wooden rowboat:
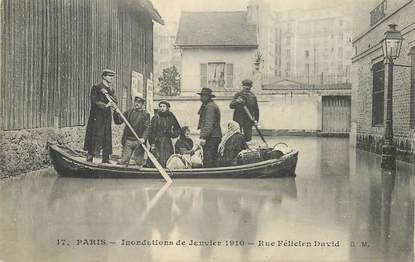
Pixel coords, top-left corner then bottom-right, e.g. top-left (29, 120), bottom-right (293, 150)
top-left (49, 144), bottom-right (298, 179)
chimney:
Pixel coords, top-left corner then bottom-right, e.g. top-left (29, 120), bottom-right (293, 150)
top-left (247, 0), bottom-right (259, 25)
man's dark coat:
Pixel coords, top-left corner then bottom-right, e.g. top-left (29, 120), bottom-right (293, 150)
top-left (229, 89), bottom-right (259, 127)
top-left (84, 82), bottom-right (117, 156)
top-left (197, 100), bottom-right (222, 140)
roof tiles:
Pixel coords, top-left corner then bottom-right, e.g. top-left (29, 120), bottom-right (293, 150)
top-left (175, 11), bottom-right (258, 47)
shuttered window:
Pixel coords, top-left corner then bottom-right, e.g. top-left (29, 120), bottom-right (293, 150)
top-left (226, 63), bottom-right (233, 89)
top-left (372, 61), bottom-right (385, 126)
top-left (201, 62), bottom-right (234, 90)
top-left (200, 63), bottom-right (207, 88)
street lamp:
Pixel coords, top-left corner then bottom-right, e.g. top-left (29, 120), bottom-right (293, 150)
top-left (380, 24), bottom-right (403, 170)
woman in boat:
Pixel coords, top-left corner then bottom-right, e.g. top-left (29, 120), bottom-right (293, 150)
top-left (217, 120), bottom-right (248, 167)
top-left (149, 101), bottom-right (181, 167)
top-left (175, 126), bottom-right (196, 155)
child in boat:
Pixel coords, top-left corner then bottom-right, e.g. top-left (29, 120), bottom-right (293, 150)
top-left (175, 126), bottom-right (197, 155)
top-left (216, 120), bottom-right (248, 167)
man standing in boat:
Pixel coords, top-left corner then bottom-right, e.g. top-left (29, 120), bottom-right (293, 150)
top-left (113, 96), bottom-right (150, 167)
top-left (84, 69), bottom-right (117, 163)
top-left (229, 79), bottom-right (259, 142)
top-left (197, 87), bottom-right (222, 167)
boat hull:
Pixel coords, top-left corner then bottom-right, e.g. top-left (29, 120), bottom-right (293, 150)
top-left (49, 144), bottom-right (298, 179)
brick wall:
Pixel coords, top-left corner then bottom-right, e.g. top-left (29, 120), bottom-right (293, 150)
top-left (352, 0), bottom-right (415, 164)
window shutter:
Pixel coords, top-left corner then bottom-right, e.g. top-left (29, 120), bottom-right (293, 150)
top-left (200, 63), bottom-right (207, 88)
top-left (226, 63), bottom-right (233, 89)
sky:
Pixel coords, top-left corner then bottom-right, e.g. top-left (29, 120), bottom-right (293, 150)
top-left (151, 0), bottom-right (358, 21)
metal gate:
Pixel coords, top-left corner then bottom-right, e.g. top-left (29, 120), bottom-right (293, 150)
top-left (322, 96), bottom-right (351, 133)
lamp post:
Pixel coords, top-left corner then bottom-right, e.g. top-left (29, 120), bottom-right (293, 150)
top-left (380, 24), bottom-right (403, 170)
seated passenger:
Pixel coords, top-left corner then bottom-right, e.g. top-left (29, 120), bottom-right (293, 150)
top-left (217, 120), bottom-right (248, 167)
top-left (175, 126), bottom-right (196, 155)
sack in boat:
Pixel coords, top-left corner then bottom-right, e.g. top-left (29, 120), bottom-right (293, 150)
top-left (264, 143), bottom-right (293, 159)
top-left (237, 149), bottom-right (263, 165)
top-left (190, 148), bottom-right (203, 168)
top-left (166, 154), bottom-right (192, 169)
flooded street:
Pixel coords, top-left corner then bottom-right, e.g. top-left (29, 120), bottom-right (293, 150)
top-left (1, 137), bottom-right (414, 262)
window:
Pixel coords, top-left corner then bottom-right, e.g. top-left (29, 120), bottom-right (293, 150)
top-left (200, 63), bottom-right (234, 90)
top-left (305, 50), bottom-right (309, 58)
top-left (208, 63), bottom-right (225, 89)
top-left (372, 61), bottom-right (385, 126)
top-left (286, 49), bottom-right (291, 58)
top-left (411, 47), bottom-right (415, 127)
top-left (305, 63), bottom-right (310, 74)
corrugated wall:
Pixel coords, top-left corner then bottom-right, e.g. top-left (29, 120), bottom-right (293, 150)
top-left (1, 0), bottom-right (154, 130)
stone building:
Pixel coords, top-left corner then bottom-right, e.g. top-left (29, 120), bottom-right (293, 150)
top-left (246, 0), bottom-right (276, 81)
top-left (167, 4), bottom-right (352, 136)
top-left (273, 5), bottom-right (353, 85)
top-left (351, 0), bottom-right (415, 164)
top-left (175, 11), bottom-right (258, 96)
top-left (153, 19), bottom-right (181, 93)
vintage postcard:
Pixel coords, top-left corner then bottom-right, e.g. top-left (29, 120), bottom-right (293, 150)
top-left (0, 0), bottom-right (414, 261)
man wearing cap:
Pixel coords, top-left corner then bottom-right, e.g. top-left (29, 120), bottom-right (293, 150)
top-left (113, 96), bottom-right (150, 167)
top-left (229, 79), bottom-right (259, 141)
top-left (84, 69), bottom-right (117, 163)
top-left (197, 87), bottom-right (222, 167)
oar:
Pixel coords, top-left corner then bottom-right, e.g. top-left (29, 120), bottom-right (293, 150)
top-left (243, 105), bottom-right (268, 147)
top-left (102, 91), bottom-right (172, 183)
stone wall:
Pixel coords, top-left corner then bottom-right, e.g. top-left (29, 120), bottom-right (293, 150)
top-left (154, 92), bottom-right (324, 133)
top-left (0, 125), bottom-right (123, 178)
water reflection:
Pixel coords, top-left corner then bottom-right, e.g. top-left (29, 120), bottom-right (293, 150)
top-left (0, 137), bottom-right (414, 262)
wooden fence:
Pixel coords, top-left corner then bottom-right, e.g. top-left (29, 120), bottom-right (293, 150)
top-left (1, 0), bottom-right (154, 131)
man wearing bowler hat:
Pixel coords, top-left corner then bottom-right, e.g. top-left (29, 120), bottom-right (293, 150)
top-left (197, 87), bottom-right (222, 167)
top-left (229, 79), bottom-right (259, 141)
top-left (84, 69), bottom-right (117, 163)
top-left (113, 96), bottom-right (150, 167)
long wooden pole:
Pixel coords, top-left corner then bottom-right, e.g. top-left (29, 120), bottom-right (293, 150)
top-left (103, 92), bottom-right (172, 183)
top-left (243, 105), bottom-right (268, 146)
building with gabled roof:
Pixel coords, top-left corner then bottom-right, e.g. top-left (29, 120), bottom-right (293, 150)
top-left (175, 10), bottom-right (258, 96)
top-left (176, 11), bottom-right (258, 47)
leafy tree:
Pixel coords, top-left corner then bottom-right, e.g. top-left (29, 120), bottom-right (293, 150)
top-left (158, 66), bottom-right (181, 96)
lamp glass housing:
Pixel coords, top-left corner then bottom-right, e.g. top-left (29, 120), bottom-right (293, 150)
top-left (381, 24), bottom-right (403, 59)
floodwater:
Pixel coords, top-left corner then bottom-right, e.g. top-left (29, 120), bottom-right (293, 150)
top-left (0, 137), bottom-right (414, 262)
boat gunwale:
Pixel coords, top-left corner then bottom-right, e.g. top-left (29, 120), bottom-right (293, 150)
top-left (50, 144), bottom-right (298, 175)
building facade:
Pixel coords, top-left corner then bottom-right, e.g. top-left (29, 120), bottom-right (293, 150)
top-left (351, 0), bottom-right (415, 164)
top-left (247, 0), bottom-right (276, 81)
top-left (273, 6), bottom-right (353, 85)
top-left (153, 19), bottom-right (181, 93)
top-left (175, 11), bottom-right (258, 96)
